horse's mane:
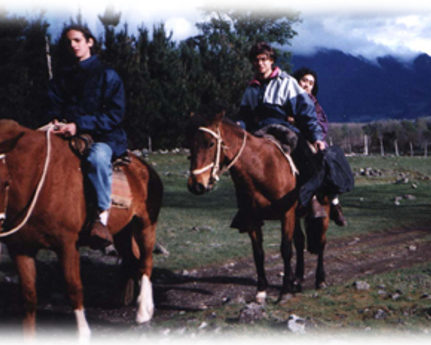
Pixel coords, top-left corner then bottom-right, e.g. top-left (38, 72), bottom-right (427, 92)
top-left (222, 117), bottom-right (240, 128)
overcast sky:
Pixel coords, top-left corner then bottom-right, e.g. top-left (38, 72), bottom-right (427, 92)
top-left (4, 0), bottom-right (431, 61)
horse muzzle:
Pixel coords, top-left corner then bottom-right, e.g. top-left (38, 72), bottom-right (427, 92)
top-left (187, 175), bottom-right (214, 195)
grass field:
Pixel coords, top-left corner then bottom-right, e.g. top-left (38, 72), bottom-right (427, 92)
top-left (140, 152), bottom-right (431, 336)
top-left (148, 152), bottom-right (431, 271)
top-left (2, 152), bottom-right (431, 340)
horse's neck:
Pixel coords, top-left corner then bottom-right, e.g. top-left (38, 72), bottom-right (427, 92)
top-left (230, 130), bottom-right (277, 169)
top-left (230, 131), bottom-right (293, 183)
top-left (9, 130), bottom-right (78, 179)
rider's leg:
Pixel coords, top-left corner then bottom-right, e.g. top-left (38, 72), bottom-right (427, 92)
top-left (85, 142), bottom-right (114, 248)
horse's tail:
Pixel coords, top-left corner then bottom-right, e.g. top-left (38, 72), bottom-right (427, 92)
top-left (135, 154), bottom-right (163, 224)
top-left (124, 153), bottom-right (163, 261)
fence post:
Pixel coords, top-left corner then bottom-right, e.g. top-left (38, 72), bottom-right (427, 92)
top-left (363, 134), bottom-right (368, 156)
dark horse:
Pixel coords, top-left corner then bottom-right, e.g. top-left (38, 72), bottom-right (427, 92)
top-left (187, 111), bottom-right (329, 303)
top-left (0, 120), bottom-right (163, 339)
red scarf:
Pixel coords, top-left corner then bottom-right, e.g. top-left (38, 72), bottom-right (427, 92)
top-left (249, 67), bottom-right (280, 86)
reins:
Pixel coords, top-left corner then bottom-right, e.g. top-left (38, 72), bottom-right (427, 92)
top-left (192, 126), bottom-right (247, 181)
top-left (191, 124), bottom-right (299, 181)
top-left (0, 154), bottom-right (9, 225)
top-left (0, 126), bottom-right (53, 238)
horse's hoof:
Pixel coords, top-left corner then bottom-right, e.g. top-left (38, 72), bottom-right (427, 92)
top-left (136, 275), bottom-right (154, 324)
top-left (256, 291), bottom-right (267, 304)
top-left (316, 281), bottom-right (328, 290)
top-left (278, 293), bottom-right (294, 303)
top-left (293, 280), bottom-right (303, 293)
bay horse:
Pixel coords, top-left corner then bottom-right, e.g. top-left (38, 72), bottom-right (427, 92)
top-left (0, 119), bottom-right (163, 339)
top-left (187, 111), bottom-right (329, 303)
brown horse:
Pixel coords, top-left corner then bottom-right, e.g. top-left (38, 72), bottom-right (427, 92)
top-left (0, 119), bottom-right (163, 339)
top-left (187, 111), bottom-right (329, 302)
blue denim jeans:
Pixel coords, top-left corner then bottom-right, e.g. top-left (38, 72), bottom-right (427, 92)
top-left (85, 143), bottom-right (113, 211)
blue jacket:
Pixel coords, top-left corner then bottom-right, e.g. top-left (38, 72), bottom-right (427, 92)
top-left (238, 67), bottom-right (323, 143)
top-left (47, 55), bottom-right (128, 157)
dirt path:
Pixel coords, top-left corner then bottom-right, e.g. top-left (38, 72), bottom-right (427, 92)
top-left (150, 226), bottom-right (431, 319)
top-left (0, 226), bottom-right (430, 332)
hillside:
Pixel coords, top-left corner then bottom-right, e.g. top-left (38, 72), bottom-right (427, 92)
top-left (290, 49), bottom-right (431, 123)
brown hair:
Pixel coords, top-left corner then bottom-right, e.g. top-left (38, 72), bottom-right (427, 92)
top-left (58, 25), bottom-right (99, 63)
top-left (248, 41), bottom-right (277, 62)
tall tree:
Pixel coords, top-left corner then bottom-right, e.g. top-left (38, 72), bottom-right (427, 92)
top-left (0, 10), bottom-right (50, 127)
top-left (191, 7), bottom-right (300, 116)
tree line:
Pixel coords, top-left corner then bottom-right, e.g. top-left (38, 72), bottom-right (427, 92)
top-left (329, 117), bottom-right (431, 157)
top-left (2, 7), bottom-right (431, 156)
top-left (0, 7), bottom-right (299, 149)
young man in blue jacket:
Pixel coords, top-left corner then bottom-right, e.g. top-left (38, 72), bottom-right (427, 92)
top-left (47, 25), bottom-right (127, 249)
top-left (237, 41), bottom-right (326, 216)
top-left (238, 41), bottom-right (325, 152)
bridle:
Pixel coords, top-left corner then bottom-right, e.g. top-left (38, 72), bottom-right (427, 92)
top-left (191, 126), bottom-right (247, 182)
top-left (0, 126), bottom-right (53, 238)
top-left (0, 154), bottom-right (10, 228)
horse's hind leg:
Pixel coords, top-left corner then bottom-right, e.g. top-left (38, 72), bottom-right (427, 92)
top-left (293, 218), bottom-right (305, 292)
top-left (13, 253), bottom-right (37, 338)
top-left (248, 228), bottom-right (268, 304)
top-left (305, 216), bottom-right (328, 289)
top-left (132, 218), bottom-right (156, 323)
top-left (113, 224), bottom-right (138, 307)
top-left (59, 242), bottom-right (91, 340)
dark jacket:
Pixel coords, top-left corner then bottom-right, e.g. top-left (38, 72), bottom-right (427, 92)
top-left (298, 145), bottom-right (354, 207)
top-left (47, 55), bottom-right (127, 157)
top-left (238, 67), bottom-right (323, 143)
top-left (309, 94), bottom-right (328, 144)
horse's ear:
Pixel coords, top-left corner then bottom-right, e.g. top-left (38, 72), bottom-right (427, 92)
top-left (0, 120), bottom-right (28, 153)
top-left (214, 109), bottom-right (226, 122)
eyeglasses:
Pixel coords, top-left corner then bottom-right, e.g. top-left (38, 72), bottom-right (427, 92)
top-left (253, 56), bottom-right (270, 63)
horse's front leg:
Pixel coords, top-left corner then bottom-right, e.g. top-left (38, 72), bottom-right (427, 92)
top-left (280, 209), bottom-right (296, 299)
top-left (59, 241), bottom-right (91, 341)
top-left (12, 252), bottom-right (37, 338)
top-left (248, 228), bottom-right (268, 304)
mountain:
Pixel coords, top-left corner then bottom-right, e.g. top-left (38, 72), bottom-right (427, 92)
top-left (290, 49), bottom-right (431, 123)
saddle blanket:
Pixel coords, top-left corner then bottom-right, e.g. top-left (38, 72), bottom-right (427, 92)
top-left (111, 168), bottom-right (132, 208)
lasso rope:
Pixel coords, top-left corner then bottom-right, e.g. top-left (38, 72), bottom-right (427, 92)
top-left (265, 138), bottom-right (299, 176)
top-left (0, 125), bottom-right (53, 238)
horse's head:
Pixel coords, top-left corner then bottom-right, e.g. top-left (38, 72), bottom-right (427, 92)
top-left (186, 110), bottom-right (226, 195)
top-left (0, 119), bottom-right (27, 228)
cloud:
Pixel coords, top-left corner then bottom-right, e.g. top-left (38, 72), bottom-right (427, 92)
top-left (5, 0), bottom-right (431, 60)
top-left (165, 17), bottom-right (199, 40)
top-left (290, 12), bottom-right (431, 60)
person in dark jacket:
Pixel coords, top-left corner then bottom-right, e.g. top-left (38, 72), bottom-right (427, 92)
top-left (237, 42), bottom-right (325, 152)
top-left (47, 25), bottom-right (128, 248)
top-left (237, 42), bottom-right (327, 218)
top-left (293, 67), bottom-right (347, 226)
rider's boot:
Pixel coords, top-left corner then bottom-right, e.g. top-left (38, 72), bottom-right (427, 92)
top-left (330, 202), bottom-right (347, 226)
top-left (89, 209), bottom-right (113, 249)
top-left (311, 196), bottom-right (327, 219)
